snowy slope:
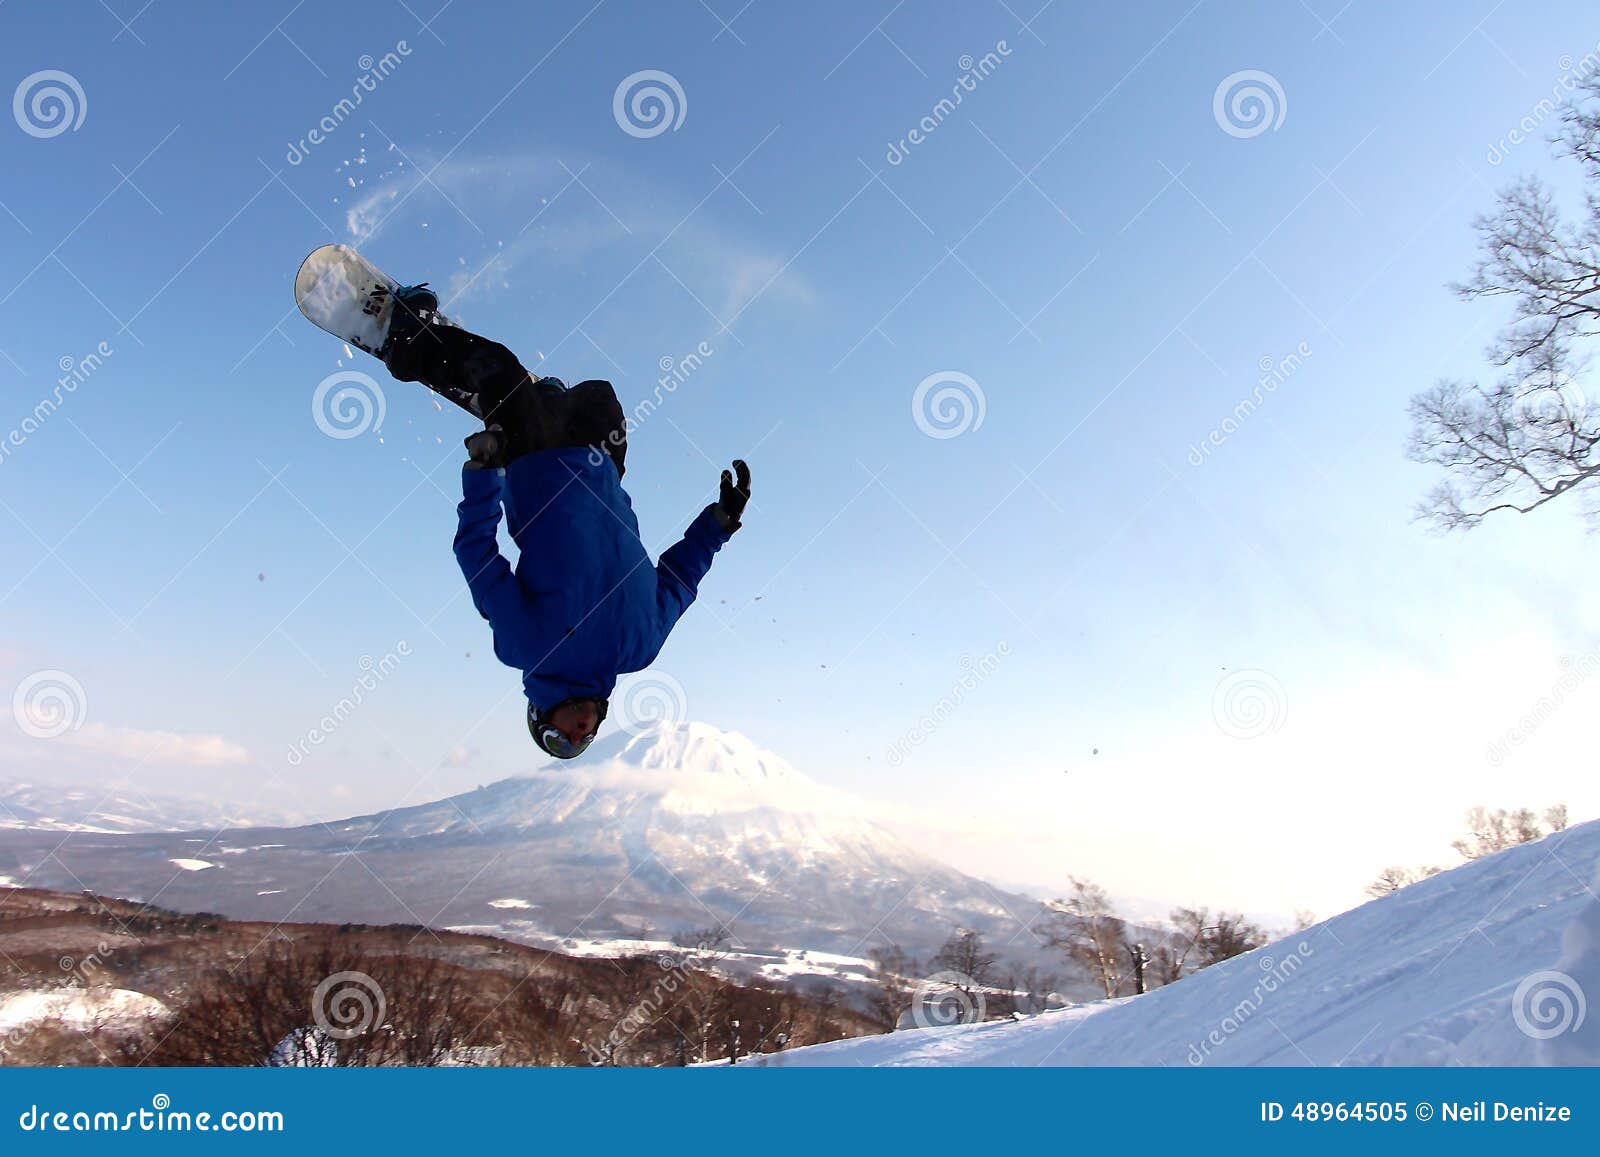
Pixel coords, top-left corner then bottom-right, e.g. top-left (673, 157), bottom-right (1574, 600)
top-left (0, 988), bottom-right (170, 1034)
top-left (763, 819), bottom-right (1600, 1066)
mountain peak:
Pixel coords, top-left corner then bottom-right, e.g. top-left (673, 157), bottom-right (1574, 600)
top-left (592, 721), bottom-right (797, 785)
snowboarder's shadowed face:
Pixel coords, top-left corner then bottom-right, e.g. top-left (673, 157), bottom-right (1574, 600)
top-left (548, 699), bottom-right (603, 746)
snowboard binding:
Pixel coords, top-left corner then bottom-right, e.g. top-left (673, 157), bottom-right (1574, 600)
top-left (378, 282), bottom-right (440, 359)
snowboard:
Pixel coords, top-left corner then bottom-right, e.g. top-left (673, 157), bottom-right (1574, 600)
top-left (294, 243), bottom-right (426, 356)
top-left (295, 244), bottom-right (478, 415)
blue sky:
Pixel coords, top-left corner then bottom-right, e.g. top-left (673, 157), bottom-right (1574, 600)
top-left (3, 1), bottom-right (1600, 917)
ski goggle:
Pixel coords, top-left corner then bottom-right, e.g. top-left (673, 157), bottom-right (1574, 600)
top-left (527, 698), bottom-right (607, 760)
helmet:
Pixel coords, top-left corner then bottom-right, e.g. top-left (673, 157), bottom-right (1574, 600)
top-left (527, 696), bottom-right (608, 760)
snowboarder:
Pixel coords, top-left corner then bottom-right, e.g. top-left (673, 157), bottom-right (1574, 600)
top-left (380, 285), bottom-right (750, 760)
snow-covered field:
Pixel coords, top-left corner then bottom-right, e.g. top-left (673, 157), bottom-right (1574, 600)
top-left (763, 819), bottom-right (1600, 1066)
top-left (0, 988), bottom-right (170, 1035)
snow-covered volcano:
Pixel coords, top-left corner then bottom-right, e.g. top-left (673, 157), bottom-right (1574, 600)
top-left (0, 723), bottom-right (1053, 972)
top-left (336, 722), bottom-right (873, 838)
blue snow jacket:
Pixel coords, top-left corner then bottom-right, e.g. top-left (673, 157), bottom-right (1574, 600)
top-left (452, 447), bottom-right (731, 710)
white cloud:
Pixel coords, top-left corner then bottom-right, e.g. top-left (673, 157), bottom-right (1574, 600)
top-left (341, 146), bottom-right (815, 321)
top-left (61, 723), bottom-right (250, 768)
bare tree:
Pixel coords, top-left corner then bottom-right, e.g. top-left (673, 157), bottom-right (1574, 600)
top-left (929, 930), bottom-right (999, 994)
top-left (1366, 866), bottom-right (1420, 898)
top-left (864, 945), bottom-right (918, 1028)
top-left (142, 941), bottom-right (482, 1066)
top-left (671, 926), bottom-right (731, 952)
top-left (1156, 905), bottom-right (1268, 974)
top-left (1201, 912), bottom-right (1269, 964)
top-left (1038, 877), bottom-right (1127, 998)
top-left (1008, 965), bottom-right (1059, 1015)
top-left (1452, 804), bottom-right (1562, 860)
top-left (1409, 79), bottom-right (1600, 528)
top-left (1364, 803), bottom-right (1567, 896)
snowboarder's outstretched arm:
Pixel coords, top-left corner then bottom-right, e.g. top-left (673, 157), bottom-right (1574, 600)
top-left (454, 464), bottom-right (531, 631)
top-left (655, 460), bottom-right (751, 627)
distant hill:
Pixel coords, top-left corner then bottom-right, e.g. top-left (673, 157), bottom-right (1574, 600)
top-left (0, 780), bottom-right (306, 834)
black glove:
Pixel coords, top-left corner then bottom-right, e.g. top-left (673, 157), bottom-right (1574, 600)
top-left (464, 426), bottom-right (508, 470)
top-left (714, 459), bottom-right (751, 532)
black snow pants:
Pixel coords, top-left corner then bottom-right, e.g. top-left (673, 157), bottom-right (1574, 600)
top-left (386, 324), bottom-right (627, 477)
